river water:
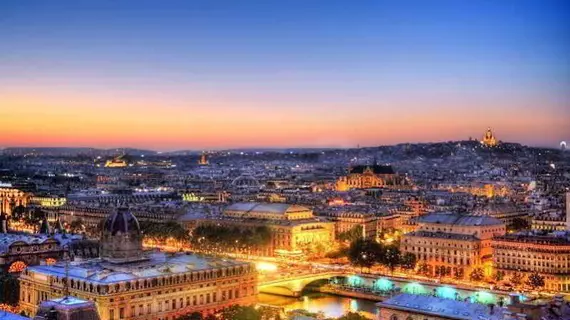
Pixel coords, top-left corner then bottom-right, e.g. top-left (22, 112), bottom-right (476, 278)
top-left (258, 293), bottom-right (378, 319)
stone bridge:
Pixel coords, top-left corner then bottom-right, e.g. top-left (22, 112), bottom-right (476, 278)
top-left (258, 271), bottom-right (348, 297)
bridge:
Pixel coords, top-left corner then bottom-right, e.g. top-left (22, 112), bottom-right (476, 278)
top-left (258, 271), bottom-right (348, 297)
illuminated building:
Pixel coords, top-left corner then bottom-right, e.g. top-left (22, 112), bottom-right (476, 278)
top-left (492, 234), bottom-right (570, 292)
top-left (335, 164), bottom-right (407, 191)
top-left (198, 152), bottom-right (209, 165)
top-left (481, 127), bottom-right (498, 147)
top-left (181, 191), bottom-right (228, 203)
top-left (104, 155), bottom-right (128, 168)
top-left (0, 233), bottom-right (69, 273)
top-left (33, 296), bottom-right (101, 320)
top-left (324, 211), bottom-right (378, 241)
top-left (30, 196), bottom-right (67, 208)
top-left (19, 207), bottom-right (257, 320)
top-left (377, 293), bottom-right (570, 320)
top-left (194, 202), bottom-right (334, 257)
top-left (401, 213), bottom-right (505, 277)
top-left (0, 187), bottom-right (30, 215)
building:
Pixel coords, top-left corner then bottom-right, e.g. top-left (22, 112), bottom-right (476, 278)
top-left (0, 232), bottom-right (72, 273)
top-left (19, 207), bottom-right (258, 320)
top-left (492, 234), bottom-right (570, 292)
top-left (566, 192), bottom-right (570, 231)
top-left (30, 196), bottom-right (67, 208)
top-left (193, 202), bottom-right (335, 257)
top-left (198, 152), bottom-right (209, 165)
top-left (401, 213), bottom-right (505, 277)
top-left (0, 187), bottom-right (30, 215)
top-left (377, 293), bottom-right (498, 320)
top-left (335, 164), bottom-right (407, 191)
top-left (377, 293), bottom-right (570, 320)
top-left (104, 155), bottom-right (128, 168)
top-left (33, 296), bottom-right (101, 320)
top-left (323, 211), bottom-right (378, 241)
top-left (481, 127), bottom-right (498, 147)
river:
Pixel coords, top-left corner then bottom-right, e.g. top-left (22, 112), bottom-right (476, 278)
top-left (258, 293), bottom-right (378, 319)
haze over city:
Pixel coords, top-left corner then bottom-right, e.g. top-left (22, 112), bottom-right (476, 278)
top-left (1, 0), bottom-right (568, 150)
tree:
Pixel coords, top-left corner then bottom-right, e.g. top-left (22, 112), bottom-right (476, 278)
top-left (176, 312), bottom-right (203, 320)
top-left (417, 262), bottom-right (430, 276)
top-left (526, 273), bottom-right (545, 290)
top-left (454, 268), bottom-right (465, 280)
top-left (336, 312), bottom-right (369, 320)
top-left (338, 225), bottom-right (363, 243)
top-left (348, 239), bottom-right (383, 271)
top-left (381, 245), bottom-right (401, 273)
top-left (218, 305), bottom-right (260, 320)
top-left (510, 272), bottom-right (523, 287)
top-left (493, 270), bottom-right (505, 282)
top-left (399, 253), bottom-right (417, 271)
top-left (0, 272), bottom-right (20, 306)
top-left (469, 268), bottom-right (485, 282)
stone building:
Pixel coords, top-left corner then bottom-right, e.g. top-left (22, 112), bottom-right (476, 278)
top-left (19, 206), bottom-right (257, 320)
top-left (401, 213), bottom-right (506, 278)
top-left (492, 234), bottom-right (570, 292)
top-left (335, 165), bottom-right (407, 191)
top-left (192, 202), bottom-right (335, 257)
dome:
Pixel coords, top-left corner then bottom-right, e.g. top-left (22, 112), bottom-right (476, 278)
top-left (102, 207), bottom-right (141, 236)
top-left (231, 174), bottom-right (261, 189)
top-left (100, 207), bottom-right (145, 263)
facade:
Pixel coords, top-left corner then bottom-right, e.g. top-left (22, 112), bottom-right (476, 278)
top-left (0, 187), bottom-right (30, 215)
top-left (324, 211), bottom-right (378, 241)
top-left (19, 207), bottom-right (258, 320)
top-left (531, 217), bottom-right (566, 232)
top-left (401, 213), bottom-right (505, 277)
top-left (30, 196), bottom-right (67, 208)
top-left (492, 234), bottom-right (570, 292)
top-left (194, 202), bottom-right (335, 256)
top-left (336, 165), bottom-right (407, 191)
top-left (0, 233), bottom-right (69, 273)
top-left (104, 155), bottom-right (128, 168)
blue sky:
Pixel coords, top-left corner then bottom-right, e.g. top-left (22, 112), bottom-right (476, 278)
top-left (0, 0), bottom-right (568, 149)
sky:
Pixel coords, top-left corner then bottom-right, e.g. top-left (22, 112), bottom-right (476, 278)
top-left (0, 0), bottom-right (569, 150)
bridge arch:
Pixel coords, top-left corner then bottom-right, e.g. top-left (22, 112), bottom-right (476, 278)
top-left (259, 272), bottom-right (347, 297)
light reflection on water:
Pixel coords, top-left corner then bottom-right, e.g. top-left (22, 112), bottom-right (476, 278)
top-left (258, 293), bottom-right (377, 319)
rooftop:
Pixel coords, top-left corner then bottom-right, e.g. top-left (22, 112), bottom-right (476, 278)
top-left (26, 251), bottom-right (250, 285)
top-left (377, 293), bottom-right (495, 320)
top-left (406, 230), bottom-right (479, 241)
top-left (417, 212), bottom-right (504, 226)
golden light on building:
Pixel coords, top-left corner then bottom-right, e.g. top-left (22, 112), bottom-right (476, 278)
top-left (481, 127), bottom-right (498, 147)
top-left (8, 260), bottom-right (27, 273)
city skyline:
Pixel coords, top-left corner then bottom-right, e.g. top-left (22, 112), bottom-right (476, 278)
top-left (1, 0), bottom-right (569, 150)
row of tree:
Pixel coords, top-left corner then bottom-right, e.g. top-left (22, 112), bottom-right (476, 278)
top-left (345, 239), bottom-right (417, 272)
top-left (190, 225), bottom-right (272, 252)
top-left (139, 221), bottom-right (190, 242)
